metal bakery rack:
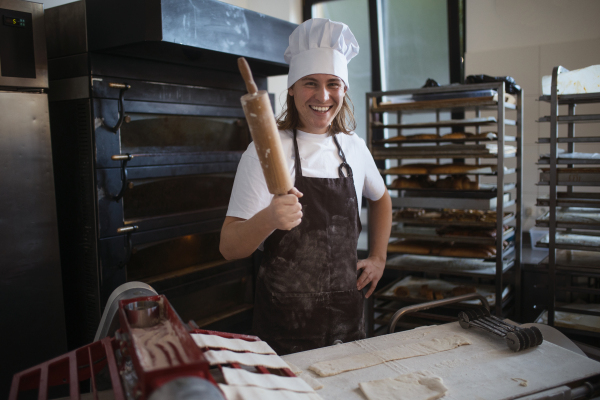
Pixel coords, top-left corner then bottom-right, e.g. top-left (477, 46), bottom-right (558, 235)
top-left (535, 65), bottom-right (600, 340)
top-left (366, 82), bottom-right (523, 335)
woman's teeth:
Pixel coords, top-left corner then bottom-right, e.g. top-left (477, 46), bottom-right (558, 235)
top-left (310, 106), bottom-right (331, 112)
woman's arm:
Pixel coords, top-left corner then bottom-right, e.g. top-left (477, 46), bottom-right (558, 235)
top-left (220, 189), bottom-right (303, 260)
top-left (357, 189), bottom-right (392, 298)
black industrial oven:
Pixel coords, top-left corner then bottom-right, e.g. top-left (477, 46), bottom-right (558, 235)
top-left (45, 0), bottom-right (295, 349)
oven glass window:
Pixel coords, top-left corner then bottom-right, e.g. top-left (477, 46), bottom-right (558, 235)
top-left (127, 231), bottom-right (223, 281)
top-left (123, 173), bottom-right (235, 221)
top-left (120, 115), bottom-right (249, 154)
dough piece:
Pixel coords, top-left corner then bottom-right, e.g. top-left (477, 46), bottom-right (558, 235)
top-left (434, 291), bottom-right (444, 300)
top-left (384, 164), bottom-right (436, 175)
top-left (511, 378), bottom-right (528, 387)
top-left (299, 374), bottom-right (324, 391)
top-left (388, 240), bottom-right (432, 255)
top-left (435, 176), bottom-right (478, 190)
top-left (191, 334), bottom-right (275, 354)
top-left (203, 350), bottom-right (289, 369)
top-left (442, 132), bottom-right (467, 139)
top-left (394, 286), bottom-right (410, 297)
top-left (391, 176), bottom-right (432, 189)
top-left (436, 227), bottom-right (498, 238)
top-left (451, 286), bottom-right (477, 296)
top-left (218, 384), bottom-right (323, 400)
top-left (285, 361), bottom-right (304, 376)
top-left (222, 367), bottom-right (314, 393)
top-left (439, 245), bottom-right (494, 258)
top-left (382, 135), bottom-right (406, 142)
top-left (407, 134), bottom-right (440, 141)
top-left (309, 334), bottom-right (471, 377)
top-left (359, 371), bottom-right (448, 400)
top-left (394, 208), bottom-right (425, 219)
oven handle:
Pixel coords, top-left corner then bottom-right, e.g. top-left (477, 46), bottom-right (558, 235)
top-left (116, 225), bottom-right (138, 269)
top-left (107, 83), bottom-right (131, 133)
top-left (111, 154), bottom-right (133, 202)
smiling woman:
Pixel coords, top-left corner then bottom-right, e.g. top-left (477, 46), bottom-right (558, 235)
top-left (278, 74), bottom-right (357, 135)
top-left (220, 18), bottom-right (392, 356)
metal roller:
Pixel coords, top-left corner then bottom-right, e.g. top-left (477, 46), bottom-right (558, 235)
top-left (458, 307), bottom-right (544, 352)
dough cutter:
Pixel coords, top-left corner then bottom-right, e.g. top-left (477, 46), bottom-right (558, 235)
top-left (458, 307), bottom-right (544, 352)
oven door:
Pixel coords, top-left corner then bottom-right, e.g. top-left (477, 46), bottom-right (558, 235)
top-left (94, 101), bottom-right (250, 237)
top-left (99, 219), bottom-right (254, 328)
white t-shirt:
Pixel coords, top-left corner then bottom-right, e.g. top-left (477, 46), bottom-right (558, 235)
top-left (226, 129), bottom-right (386, 222)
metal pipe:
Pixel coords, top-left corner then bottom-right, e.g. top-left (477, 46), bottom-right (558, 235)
top-left (388, 293), bottom-right (490, 334)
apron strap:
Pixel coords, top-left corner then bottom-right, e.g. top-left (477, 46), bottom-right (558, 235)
top-left (332, 134), bottom-right (353, 178)
top-left (292, 129), bottom-right (303, 178)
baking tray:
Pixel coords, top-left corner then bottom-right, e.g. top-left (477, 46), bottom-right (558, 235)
top-left (537, 193), bottom-right (600, 209)
top-left (388, 183), bottom-right (516, 195)
top-left (536, 209), bottom-right (600, 230)
top-left (537, 114), bottom-right (600, 124)
top-left (536, 232), bottom-right (600, 252)
top-left (538, 249), bottom-right (600, 273)
top-left (390, 226), bottom-right (515, 245)
top-left (539, 168), bottom-right (600, 186)
top-left (373, 146), bottom-right (517, 160)
top-left (538, 136), bottom-right (600, 143)
top-left (392, 193), bottom-right (512, 211)
top-left (373, 135), bottom-right (516, 145)
top-left (381, 166), bottom-right (515, 176)
top-left (386, 253), bottom-right (514, 277)
top-left (375, 275), bottom-right (510, 307)
top-left (386, 242), bottom-right (514, 263)
top-left (371, 116), bottom-right (498, 129)
top-left (537, 305), bottom-right (600, 334)
top-left (393, 211), bottom-right (515, 228)
top-left (539, 92), bottom-right (600, 104)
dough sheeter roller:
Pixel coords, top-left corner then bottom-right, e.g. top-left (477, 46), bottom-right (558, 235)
top-left (10, 287), bottom-right (600, 399)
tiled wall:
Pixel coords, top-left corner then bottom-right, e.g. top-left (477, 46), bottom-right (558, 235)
top-left (465, 4), bottom-right (600, 232)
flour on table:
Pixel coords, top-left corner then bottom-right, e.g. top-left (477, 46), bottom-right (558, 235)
top-left (309, 334), bottom-right (471, 377)
top-left (359, 371), bottom-right (448, 400)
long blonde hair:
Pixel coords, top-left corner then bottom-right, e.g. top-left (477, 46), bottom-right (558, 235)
top-left (276, 92), bottom-right (357, 135)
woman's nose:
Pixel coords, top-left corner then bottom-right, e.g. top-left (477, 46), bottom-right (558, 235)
top-left (315, 86), bottom-right (330, 102)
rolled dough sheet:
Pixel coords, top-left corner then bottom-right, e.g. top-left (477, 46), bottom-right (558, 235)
top-left (359, 371), bottom-right (448, 400)
top-left (218, 384), bottom-right (323, 400)
top-left (204, 349), bottom-right (289, 369)
top-left (222, 367), bottom-right (314, 393)
top-left (191, 333), bottom-right (275, 354)
top-left (309, 335), bottom-right (470, 377)
top-left (286, 361), bottom-right (325, 390)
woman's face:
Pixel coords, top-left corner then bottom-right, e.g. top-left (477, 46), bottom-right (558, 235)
top-left (288, 74), bottom-right (347, 134)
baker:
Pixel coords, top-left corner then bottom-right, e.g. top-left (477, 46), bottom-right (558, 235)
top-left (220, 18), bottom-right (392, 355)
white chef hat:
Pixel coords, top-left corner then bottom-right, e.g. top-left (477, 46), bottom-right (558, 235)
top-left (284, 18), bottom-right (359, 89)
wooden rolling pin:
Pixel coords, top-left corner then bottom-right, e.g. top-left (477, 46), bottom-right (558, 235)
top-left (238, 57), bottom-right (293, 195)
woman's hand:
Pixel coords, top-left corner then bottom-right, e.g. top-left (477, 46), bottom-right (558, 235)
top-left (357, 255), bottom-right (385, 298)
top-left (266, 187), bottom-right (303, 231)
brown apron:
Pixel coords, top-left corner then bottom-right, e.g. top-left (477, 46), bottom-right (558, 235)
top-left (253, 129), bottom-right (365, 355)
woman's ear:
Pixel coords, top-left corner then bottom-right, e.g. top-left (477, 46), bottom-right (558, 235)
top-left (288, 87), bottom-right (294, 97)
